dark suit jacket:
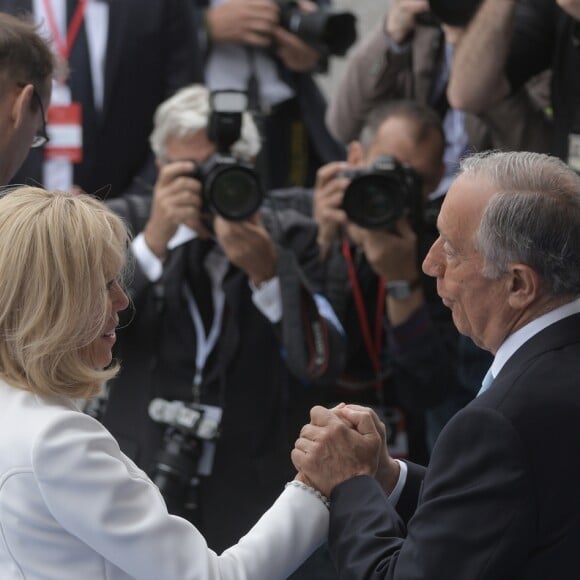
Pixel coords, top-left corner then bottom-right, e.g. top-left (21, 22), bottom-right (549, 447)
top-left (328, 313), bottom-right (580, 579)
top-left (2, 0), bottom-right (202, 198)
top-left (102, 198), bottom-right (346, 553)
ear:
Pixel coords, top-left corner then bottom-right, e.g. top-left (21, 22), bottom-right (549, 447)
top-left (347, 141), bottom-right (364, 166)
top-left (11, 84), bottom-right (34, 130)
top-left (506, 263), bottom-right (542, 310)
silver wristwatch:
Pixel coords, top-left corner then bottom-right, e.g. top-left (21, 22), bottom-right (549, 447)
top-left (386, 279), bottom-right (420, 301)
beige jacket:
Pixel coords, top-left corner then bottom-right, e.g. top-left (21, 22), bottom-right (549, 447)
top-left (326, 23), bottom-right (552, 154)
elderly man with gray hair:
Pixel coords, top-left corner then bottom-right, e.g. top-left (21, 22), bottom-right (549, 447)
top-left (293, 150), bottom-right (580, 579)
top-left (101, 84), bottom-right (345, 578)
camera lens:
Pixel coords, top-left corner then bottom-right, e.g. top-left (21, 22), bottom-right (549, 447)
top-left (342, 174), bottom-right (406, 230)
top-left (206, 165), bottom-right (263, 221)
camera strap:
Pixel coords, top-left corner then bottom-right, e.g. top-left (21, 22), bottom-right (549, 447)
top-left (341, 236), bottom-right (386, 402)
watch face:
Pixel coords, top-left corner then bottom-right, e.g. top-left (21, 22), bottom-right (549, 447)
top-left (387, 280), bottom-right (412, 300)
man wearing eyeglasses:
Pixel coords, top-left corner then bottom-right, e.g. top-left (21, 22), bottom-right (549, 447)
top-left (0, 12), bottom-right (55, 185)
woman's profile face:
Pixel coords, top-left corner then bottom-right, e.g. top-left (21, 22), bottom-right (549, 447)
top-left (87, 276), bottom-right (129, 369)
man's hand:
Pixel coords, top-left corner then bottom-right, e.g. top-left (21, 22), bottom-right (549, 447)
top-left (206, 0), bottom-right (280, 47)
top-left (213, 213), bottom-right (277, 284)
top-left (292, 405), bottom-right (383, 497)
top-left (557, 0), bottom-right (580, 20)
top-left (355, 216), bottom-right (420, 282)
top-left (340, 404), bottom-right (401, 495)
top-left (385, 0), bottom-right (430, 44)
top-left (274, 26), bottom-right (321, 72)
top-left (273, 0), bottom-right (321, 72)
top-left (144, 161), bottom-right (210, 259)
top-left (313, 161), bottom-right (350, 257)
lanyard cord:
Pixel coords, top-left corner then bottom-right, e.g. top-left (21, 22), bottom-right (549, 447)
top-left (341, 236), bottom-right (386, 395)
top-left (42, 0), bottom-right (89, 61)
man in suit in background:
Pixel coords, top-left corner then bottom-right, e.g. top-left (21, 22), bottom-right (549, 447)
top-left (0, 12), bottom-right (55, 185)
top-left (293, 150), bottom-right (580, 579)
top-left (192, 0), bottom-right (347, 190)
top-left (0, 0), bottom-right (202, 198)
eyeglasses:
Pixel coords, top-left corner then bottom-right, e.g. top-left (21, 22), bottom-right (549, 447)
top-left (30, 87), bottom-right (50, 148)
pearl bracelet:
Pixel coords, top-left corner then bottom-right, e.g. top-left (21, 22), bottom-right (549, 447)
top-left (285, 480), bottom-right (330, 509)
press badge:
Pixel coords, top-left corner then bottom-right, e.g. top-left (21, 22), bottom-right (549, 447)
top-left (45, 101), bottom-right (83, 163)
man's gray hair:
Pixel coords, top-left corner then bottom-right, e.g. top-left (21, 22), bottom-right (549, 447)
top-left (149, 84), bottom-right (261, 161)
top-left (460, 150), bottom-right (580, 295)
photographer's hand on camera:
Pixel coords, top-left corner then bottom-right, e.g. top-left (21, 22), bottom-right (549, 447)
top-left (213, 213), bottom-right (277, 285)
top-left (313, 161), bottom-right (350, 260)
top-left (386, 0), bottom-right (430, 44)
top-left (206, 0), bottom-right (280, 47)
top-left (355, 216), bottom-right (425, 326)
top-left (273, 0), bottom-right (321, 72)
top-left (356, 216), bottom-right (418, 282)
top-left (144, 161), bottom-right (211, 259)
top-left (274, 25), bottom-right (321, 72)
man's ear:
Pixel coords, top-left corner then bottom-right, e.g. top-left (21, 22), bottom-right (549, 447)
top-left (347, 141), bottom-right (364, 166)
top-left (507, 263), bottom-right (542, 310)
top-left (11, 84), bottom-right (34, 130)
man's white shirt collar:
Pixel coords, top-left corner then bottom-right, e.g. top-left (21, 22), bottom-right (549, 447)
top-left (491, 296), bottom-right (580, 379)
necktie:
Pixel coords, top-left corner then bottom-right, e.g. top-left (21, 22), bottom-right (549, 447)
top-left (478, 367), bottom-right (494, 397)
top-left (184, 239), bottom-right (214, 336)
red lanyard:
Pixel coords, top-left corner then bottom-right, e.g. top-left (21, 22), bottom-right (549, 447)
top-left (42, 0), bottom-right (89, 61)
top-left (342, 236), bottom-right (386, 391)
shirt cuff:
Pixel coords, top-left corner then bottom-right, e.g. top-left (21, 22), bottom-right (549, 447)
top-left (384, 18), bottom-right (412, 55)
top-left (250, 277), bottom-right (282, 323)
top-left (131, 233), bottom-right (163, 283)
top-left (388, 459), bottom-right (408, 506)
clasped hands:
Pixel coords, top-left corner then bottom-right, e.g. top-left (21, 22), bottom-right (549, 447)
top-left (291, 404), bottom-right (401, 498)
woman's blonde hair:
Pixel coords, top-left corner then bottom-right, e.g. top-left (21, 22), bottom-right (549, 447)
top-left (0, 187), bottom-right (130, 399)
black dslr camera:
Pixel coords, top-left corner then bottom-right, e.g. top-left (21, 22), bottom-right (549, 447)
top-left (148, 398), bottom-right (221, 518)
top-left (275, 0), bottom-right (357, 56)
top-left (340, 155), bottom-right (423, 231)
top-left (194, 90), bottom-right (263, 222)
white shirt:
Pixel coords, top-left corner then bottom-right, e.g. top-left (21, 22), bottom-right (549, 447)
top-left (204, 0), bottom-right (294, 109)
top-left (131, 226), bottom-right (284, 324)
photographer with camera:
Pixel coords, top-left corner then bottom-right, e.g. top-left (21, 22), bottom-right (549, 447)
top-left (448, 0), bottom-right (580, 171)
top-left (325, 0), bottom-right (552, 197)
top-left (101, 84), bottom-right (345, 579)
top-left (192, 0), bottom-right (353, 190)
top-left (312, 100), bottom-right (479, 459)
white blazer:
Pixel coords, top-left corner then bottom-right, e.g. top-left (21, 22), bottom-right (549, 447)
top-left (0, 379), bottom-right (328, 579)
